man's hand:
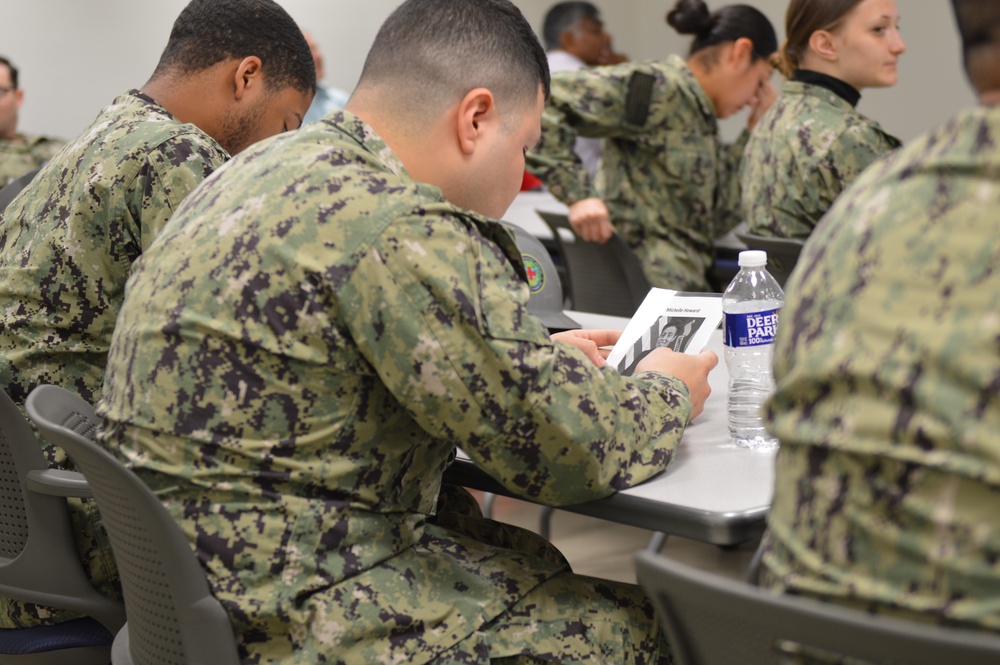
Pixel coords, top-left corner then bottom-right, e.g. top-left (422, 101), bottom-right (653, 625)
top-left (635, 348), bottom-right (718, 419)
top-left (568, 198), bottom-right (615, 243)
top-left (552, 329), bottom-right (622, 367)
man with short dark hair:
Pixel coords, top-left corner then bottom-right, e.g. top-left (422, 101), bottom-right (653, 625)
top-left (541, 2), bottom-right (622, 178)
top-left (0, 0), bottom-right (313, 631)
top-left (542, 1), bottom-right (616, 70)
top-left (760, 0), bottom-right (1000, 631)
top-left (99, 0), bottom-right (716, 661)
top-left (0, 56), bottom-right (64, 187)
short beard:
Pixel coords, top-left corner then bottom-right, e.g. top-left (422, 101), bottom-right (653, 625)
top-left (218, 97), bottom-right (265, 155)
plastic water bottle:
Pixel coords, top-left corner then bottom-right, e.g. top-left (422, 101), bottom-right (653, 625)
top-left (722, 250), bottom-right (784, 449)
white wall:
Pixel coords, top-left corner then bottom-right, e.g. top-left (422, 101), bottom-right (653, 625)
top-left (1, 1), bottom-right (975, 144)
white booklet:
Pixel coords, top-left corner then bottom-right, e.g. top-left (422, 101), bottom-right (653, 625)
top-left (606, 290), bottom-right (723, 376)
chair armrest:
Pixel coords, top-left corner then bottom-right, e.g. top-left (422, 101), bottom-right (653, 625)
top-left (25, 468), bottom-right (93, 498)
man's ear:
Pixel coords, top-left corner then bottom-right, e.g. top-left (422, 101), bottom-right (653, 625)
top-left (233, 56), bottom-right (263, 100)
top-left (456, 87), bottom-right (497, 156)
top-left (809, 30), bottom-right (839, 63)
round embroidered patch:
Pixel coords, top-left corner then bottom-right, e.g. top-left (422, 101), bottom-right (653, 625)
top-left (522, 254), bottom-right (545, 294)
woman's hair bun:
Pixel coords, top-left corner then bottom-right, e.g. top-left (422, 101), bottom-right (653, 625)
top-left (666, 0), bottom-right (712, 36)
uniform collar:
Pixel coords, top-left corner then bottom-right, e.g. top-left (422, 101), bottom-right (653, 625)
top-left (322, 109), bottom-right (527, 279)
top-left (322, 109), bottom-right (410, 180)
top-left (669, 54), bottom-right (719, 126)
top-left (792, 70), bottom-right (861, 108)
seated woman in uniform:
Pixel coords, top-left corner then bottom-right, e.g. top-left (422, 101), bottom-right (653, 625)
top-left (741, 0), bottom-right (905, 240)
top-left (528, 0), bottom-right (778, 291)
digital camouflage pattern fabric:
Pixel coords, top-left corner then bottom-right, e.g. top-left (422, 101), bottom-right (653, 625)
top-left (98, 110), bottom-right (692, 664)
top-left (741, 80), bottom-right (900, 240)
top-left (527, 55), bottom-right (746, 291)
top-left (0, 89), bottom-right (227, 627)
top-left (760, 104), bottom-right (1000, 630)
top-left (0, 132), bottom-right (64, 188)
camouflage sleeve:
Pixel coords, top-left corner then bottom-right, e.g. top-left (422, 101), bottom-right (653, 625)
top-left (134, 134), bottom-right (228, 250)
top-left (340, 211), bottom-right (693, 506)
top-left (527, 64), bottom-right (660, 206)
top-left (817, 123), bottom-right (900, 215)
top-left (716, 129), bottom-right (751, 234)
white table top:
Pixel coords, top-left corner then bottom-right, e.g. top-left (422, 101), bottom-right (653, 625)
top-left (500, 191), bottom-right (567, 240)
top-left (447, 310), bottom-right (775, 545)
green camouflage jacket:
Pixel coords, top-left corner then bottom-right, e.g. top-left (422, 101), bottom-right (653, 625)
top-left (98, 110), bottom-right (694, 663)
top-left (0, 132), bottom-right (64, 187)
top-left (742, 80), bottom-right (900, 240)
top-left (761, 104), bottom-right (1000, 631)
top-left (527, 55), bottom-right (746, 291)
top-left (0, 89), bottom-right (227, 627)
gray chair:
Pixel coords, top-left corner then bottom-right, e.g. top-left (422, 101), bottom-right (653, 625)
top-left (536, 210), bottom-right (650, 318)
top-left (735, 233), bottom-right (806, 288)
top-left (502, 222), bottom-right (579, 332)
top-left (0, 167), bottom-right (41, 213)
top-left (0, 386), bottom-right (125, 664)
top-left (25, 385), bottom-right (240, 665)
top-left (635, 550), bottom-right (1000, 665)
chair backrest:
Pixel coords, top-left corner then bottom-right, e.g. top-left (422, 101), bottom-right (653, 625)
top-left (501, 222), bottom-right (579, 331)
top-left (536, 210), bottom-right (650, 318)
top-left (635, 550), bottom-right (1000, 665)
top-left (25, 385), bottom-right (240, 665)
top-left (735, 233), bottom-right (806, 288)
top-left (0, 167), bottom-right (41, 213)
top-left (0, 387), bottom-right (125, 634)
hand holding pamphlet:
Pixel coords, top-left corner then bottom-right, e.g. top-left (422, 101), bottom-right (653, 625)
top-left (606, 290), bottom-right (723, 375)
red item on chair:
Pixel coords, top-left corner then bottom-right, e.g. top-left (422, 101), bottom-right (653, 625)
top-left (520, 171), bottom-right (543, 192)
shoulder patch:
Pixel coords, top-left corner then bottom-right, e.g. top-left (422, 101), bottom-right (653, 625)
top-left (624, 71), bottom-right (656, 126)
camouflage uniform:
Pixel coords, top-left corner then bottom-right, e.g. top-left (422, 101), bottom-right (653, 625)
top-left (760, 104), bottom-right (1000, 631)
top-left (741, 80), bottom-right (900, 240)
top-left (527, 55), bottom-right (746, 291)
top-left (98, 110), bottom-right (694, 664)
top-left (0, 89), bottom-right (227, 627)
top-left (0, 132), bottom-right (64, 187)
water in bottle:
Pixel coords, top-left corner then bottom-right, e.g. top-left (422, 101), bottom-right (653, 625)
top-left (722, 250), bottom-right (784, 449)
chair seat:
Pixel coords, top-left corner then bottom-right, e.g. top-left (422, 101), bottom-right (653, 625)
top-left (0, 616), bottom-right (114, 654)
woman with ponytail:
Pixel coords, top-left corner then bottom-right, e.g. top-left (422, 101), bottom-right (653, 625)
top-left (527, 0), bottom-right (777, 291)
top-left (741, 0), bottom-right (905, 240)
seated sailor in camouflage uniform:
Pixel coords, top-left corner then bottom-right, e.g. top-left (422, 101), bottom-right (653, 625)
top-left (0, 56), bottom-right (64, 188)
top-left (742, 0), bottom-right (905, 241)
top-left (0, 0), bottom-right (314, 631)
top-left (98, 0), bottom-right (718, 662)
top-left (761, 0), bottom-right (1000, 633)
top-left (527, 0), bottom-right (778, 291)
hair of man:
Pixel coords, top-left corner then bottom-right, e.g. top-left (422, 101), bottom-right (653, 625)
top-left (150, 0), bottom-right (315, 95)
top-left (950, 0), bottom-right (1000, 95)
top-left (542, 2), bottom-right (602, 51)
top-left (667, 0), bottom-right (778, 64)
top-left (353, 0), bottom-right (550, 133)
top-left (0, 57), bottom-right (18, 89)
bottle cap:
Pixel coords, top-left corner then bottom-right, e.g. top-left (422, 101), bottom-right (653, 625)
top-left (738, 250), bottom-right (767, 267)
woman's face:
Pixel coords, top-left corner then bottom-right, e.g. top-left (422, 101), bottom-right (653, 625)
top-left (702, 39), bottom-right (775, 119)
top-left (715, 57), bottom-right (774, 119)
top-left (828, 0), bottom-right (905, 90)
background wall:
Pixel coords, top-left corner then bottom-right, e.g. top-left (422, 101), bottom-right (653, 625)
top-left (1, 1), bottom-right (974, 143)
